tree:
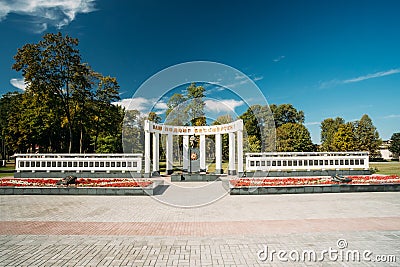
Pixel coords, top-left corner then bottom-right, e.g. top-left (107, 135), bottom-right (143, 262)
top-left (276, 123), bottom-right (314, 152)
top-left (320, 117), bottom-right (345, 151)
top-left (240, 104), bottom-right (275, 152)
top-left (354, 114), bottom-right (381, 156)
top-left (13, 32), bottom-right (92, 152)
top-left (147, 112), bottom-right (161, 123)
top-left (90, 74), bottom-right (121, 152)
top-left (246, 135), bottom-right (261, 153)
top-left (10, 32), bottom-right (122, 154)
top-left (270, 104), bottom-right (305, 128)
top-left (332, 123), bottom-right (357, 151)
top-left (165, 93), bottom-right (187, 125)
top-left (122, 109), bottom-right (144, 154)
top-left (212, 115), bottom-right (233, 160)
top-left (0, 92), bottom-right (22, 158)
top-left (389, 133), bottom-right (400, 159)
top-left (186, 83), bottom-right (206, 126)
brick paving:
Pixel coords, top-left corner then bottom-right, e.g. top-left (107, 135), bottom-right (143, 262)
top-left (1, 191), bottom-right (399, 266)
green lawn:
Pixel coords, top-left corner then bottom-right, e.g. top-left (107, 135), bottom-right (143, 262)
top-left (370, 162), bottom-right (400, 176)
top-left (0, 161), bottom-right (15, 178)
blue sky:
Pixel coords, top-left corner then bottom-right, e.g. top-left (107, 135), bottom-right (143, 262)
top-left (0, 0), bottom-right (399, 143)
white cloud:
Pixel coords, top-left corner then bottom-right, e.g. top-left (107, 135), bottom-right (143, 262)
top-left (10, 78), bottom-right (27, 90)
top-left (273, 55), bottom-right (285, 62)
top-left (223, 74), bottom-right (263, 89)
top-left (0, 0), bottom-right (96, 32)
top-left (205, 99), bottom-right (244, 113)
top-left (252, 76), bottom-right (263, 81)
top-left (113, 97), bottom-right (168, 114)
top-left (154, 101), bottom-right (168, 110)
top-left (383, 114), bottom-right (400, 119)
top-left (320, 68), bottom-right (400, 89)
top-left (113, 97), bottom-right (152, 112)
top-left (304, 121), bottom-right (320, 126)
top-left (343, 68), bottom-right (400, 83)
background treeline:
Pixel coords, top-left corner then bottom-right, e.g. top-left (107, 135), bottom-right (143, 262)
top-left (0, 32), bottom-right (392, 160)
top-left (0, 33), bottom-right (124, 158)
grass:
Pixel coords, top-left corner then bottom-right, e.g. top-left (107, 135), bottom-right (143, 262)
top-left (370, 161), bottom-right (400, 176)
top-left (0, 161), bottom-right (15, 178)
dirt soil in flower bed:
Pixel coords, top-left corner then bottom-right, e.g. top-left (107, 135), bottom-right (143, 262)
top-left (230, 175), bottom-right (400, 187)
top-left (0, 178), bottom-right (153, 188)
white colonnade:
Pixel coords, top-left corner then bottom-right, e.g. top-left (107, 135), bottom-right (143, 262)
top-left (144, 120), bottom-right (244, 176)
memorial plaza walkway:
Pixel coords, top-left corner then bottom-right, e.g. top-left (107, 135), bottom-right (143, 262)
top-left (0, 183), bottom-right (399, 266)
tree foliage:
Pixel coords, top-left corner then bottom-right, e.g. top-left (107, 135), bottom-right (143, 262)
top-left (389, 133), bottom-right (400, 157)
top-left (320, 117), bottom-right (345, 151)
top-left (5, 32), bottom-right (123, 154)
top-left (321, 114), bottom-right (381, 155)
top-left (276, 123), bottom-right (314, 152)
top-left (212, 115), bottom-right (233, 160)
top-left (166, 93), bottom-right (188, 125)
top-left (270, 103), bottom-right (305, 128)
top-left (354, 114), bottom-right (381, 156)
top-left (332, 122), bottom-right (357, 151)
top-left (186, 83), bottom-right (206, 126)
top-left (239, 104), bottom-right (275, 152)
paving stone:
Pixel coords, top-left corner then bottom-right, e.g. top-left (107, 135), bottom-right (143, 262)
top-left (0, 193), bottom-right (399, 266)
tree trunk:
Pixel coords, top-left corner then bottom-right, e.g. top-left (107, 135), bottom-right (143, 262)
top-left (79, 126), bottom-right (83, 154)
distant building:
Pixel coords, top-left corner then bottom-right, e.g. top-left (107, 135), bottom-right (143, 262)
top-left (378, 140), bottom-right (395, 160)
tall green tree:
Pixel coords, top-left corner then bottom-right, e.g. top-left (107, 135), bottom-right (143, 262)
top-left (270, 103), bottom-right (305, 128)
top-left (354, 114), bottom-right (381, 156)
top-left (90, 74), bottom-right (121, 152)
top-left (165, 93), bottom-right (188, 125)
top-left (122, 109), bottom-right (144, 154)
top-left (239, 104), bottom-right (275, 152)
top-left (186, 83), bottom-right (206, 126)
top-left (332, 122), bottom-right (357, 151)
top-left (389, 133), bottom-right (400, 159)
top-left (13, 32), bottom-right (92, 152)
top-left (320, 117), bottom-right (345, 151)
top-left (212, 115), bottom-right (233, 160)
top-left (276, 123), bottom-right (314, 152)
top-left (0, 92), bottom-right (22, 158)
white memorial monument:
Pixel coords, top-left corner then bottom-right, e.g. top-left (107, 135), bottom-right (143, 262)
top-left (144, 119), bottom-right (244, 176)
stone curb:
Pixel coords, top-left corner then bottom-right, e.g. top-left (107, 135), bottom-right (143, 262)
top-left (0, 180), bottom-right (164, 196)
top-left (230, 183), bottom-right (400, 195)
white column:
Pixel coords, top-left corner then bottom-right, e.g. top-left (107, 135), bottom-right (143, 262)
top-left (237, 130), bottom-right (243, 174)
top-left (144, 131), bottom-right (151, 175)
top-left (215, 134), bottom-right (222, 174)
top-left (152, 132), bottom-right (159, 174)
top-left (166, 134), bottom-right (173, 174)
top-left (200, 135), bottom-right (206, 172)
top-left (228, 132), bottom-right (236, 175)
top-left (183, 135), bottom-right (189, 171)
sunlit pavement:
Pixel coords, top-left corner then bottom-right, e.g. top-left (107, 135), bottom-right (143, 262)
top-left (1, 191), bottom-right (399, 266)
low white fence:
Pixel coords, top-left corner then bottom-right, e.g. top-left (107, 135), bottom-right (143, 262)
top-left (14, 154), bottom-right (142, 173)
top-left (246, 152), bottom-right (369, 172)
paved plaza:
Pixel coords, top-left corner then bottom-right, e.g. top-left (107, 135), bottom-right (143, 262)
top-left (0, 188), bottom-right (399, 266)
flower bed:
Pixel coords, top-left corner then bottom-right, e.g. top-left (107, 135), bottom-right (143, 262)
top-left (0, 178), bottom-right (153, 188)
top-left (230, 175), bottom-right (400, 187)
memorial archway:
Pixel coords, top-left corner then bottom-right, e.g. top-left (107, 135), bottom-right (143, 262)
top-left (144, 119), bottom-right (244, 176)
